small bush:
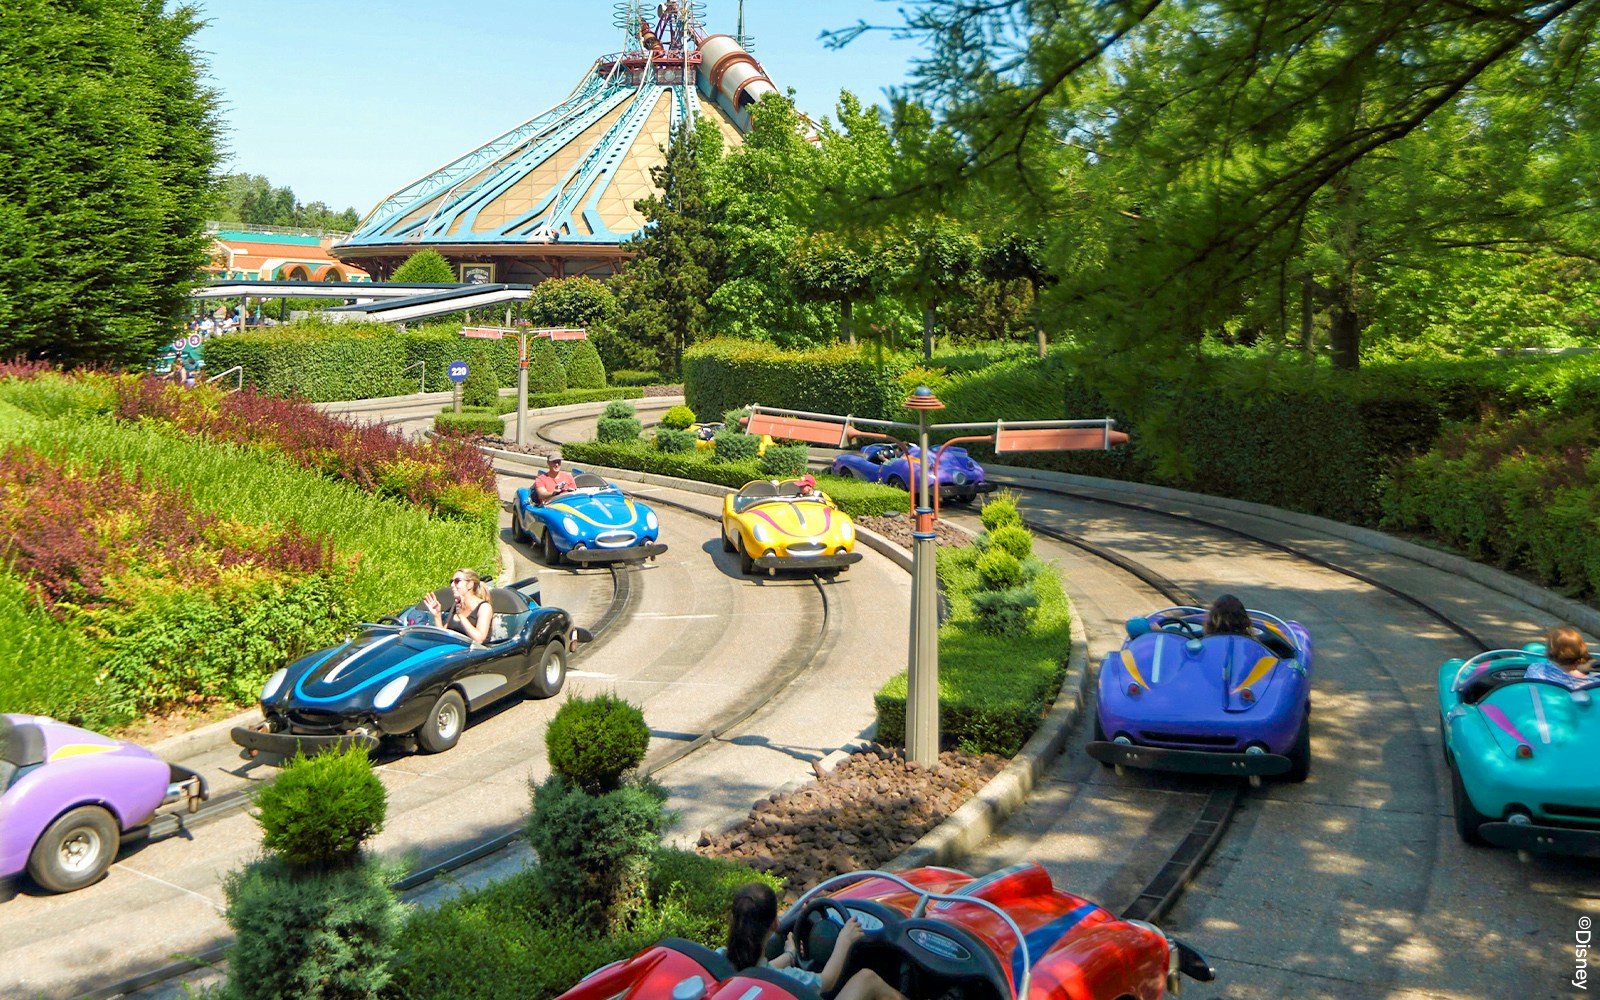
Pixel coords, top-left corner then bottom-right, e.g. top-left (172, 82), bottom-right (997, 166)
top-left (988, 524), bottom-right (1033, 561)
top-left (611, 370), bottom-right (663, 387)
top-left (223, 854), bottom-right (403, 1000)
top-left (390, 249), bottom-right (457, 283)
top-left (971, 586), bottom-right (1040, 635)
top-left (654, 428), bottom-right (696, 453)
top-left (602, 400), bottom-right (638, 419)
top-left (596, 416), bottom-right (643, 444)
top-left (461, 348), bottom-right (501, 408)
top-left (660, 405), bottom-right (697, 430)
top-left (975, 548), bottom-right (1024, 590)
top-left (529, 337), bottom-right (567, 394)
top-left (722, 407), bottom-right (751, 428)
top-left (434, 410), bottom-right (505, 438)
top-left (713, 430), bottom-right (760, 462)
top-left (758, 443), bottom-right (810, 478)
top-left (249, 748), bottom-right (387, 866)
top-left (545, 693), bottom-right (651, 792)
top-left (979, 490), bottom-right (1023, 532)
top-left (526, 774), bottom-right (668, 929)
top-left (565, 340), bottom-right (609, 389)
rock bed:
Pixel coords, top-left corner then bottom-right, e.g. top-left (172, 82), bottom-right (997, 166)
top-left (854, 513), bottom-right (973, 550)
top-left (696, 745), bottom-right (1005, 900)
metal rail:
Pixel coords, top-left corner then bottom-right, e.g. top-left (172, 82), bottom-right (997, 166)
top-left (204, 365), bottom-right (243, 393)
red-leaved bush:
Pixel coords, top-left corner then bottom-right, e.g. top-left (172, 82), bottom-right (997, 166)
top-left (0, 359), bottom-right (58, 381)
top-left (0, 443), bottom-right (333, 615)
top-left (113, 379), bottom-right (495, 519)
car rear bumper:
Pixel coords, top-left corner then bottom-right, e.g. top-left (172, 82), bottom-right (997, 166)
top-left (231, 726), bottom-right (380, 757)
top-left (1479, 821), bottom-right (1600, 857)
top-left (753, 552), bottom-right (864, 571)
top-left (563, 542), bottom-right (668, 564)
top-left (940, 482), bottom-right (997, 497)
top-left (1086, 740), bottom-right (1291, 776)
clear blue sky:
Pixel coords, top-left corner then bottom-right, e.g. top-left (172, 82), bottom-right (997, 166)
top-left (186, 1), bottom-right (924, 214)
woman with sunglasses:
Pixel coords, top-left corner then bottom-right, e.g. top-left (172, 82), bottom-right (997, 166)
top-left (423, 568), bottom-right (493, 644)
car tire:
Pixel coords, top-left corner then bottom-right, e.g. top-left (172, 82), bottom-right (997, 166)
top-left (28, 806), bottom-right (120, 893)
top-left (541, 529), bottom-right (562, 566)
top-left (1284, 712), bottom-right (1312, 782)
top-left (1449, 755), bottom-right (1490, 846)
top-left (511, 509), bottom-right (530, 544)
top-left (417, 689), bottom-right (466, 754)
top-left (722, 528), bottom-right (735, 554)
top-left (1092, 714), bottom-right (1112, 768)
top-left (525, 639), bottom-right (567, 699)
top-left (886, 475), bottom-right (906, 491)
top-left (739, 539), bottom-right (755, 576)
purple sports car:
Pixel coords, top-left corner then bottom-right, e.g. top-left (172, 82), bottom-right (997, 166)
top-left (1, 714), bottom-right (208, 893)
top-left (1087, 606), bottom-right (1314, 782)
top-left (828, 443), bottom-right (997, 503)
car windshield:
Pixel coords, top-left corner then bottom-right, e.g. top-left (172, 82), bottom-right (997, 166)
top-left (394, 602), bottom-right (434, 627)
top-left (0, 759), bottom-right (16, 791)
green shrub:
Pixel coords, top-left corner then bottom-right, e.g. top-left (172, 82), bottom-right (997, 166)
top-left (684, 339), bottom-right (917, 422)
top-left (757, 443), bottom-right (810, 478)
top-left (602, 400), bottom-right (638, 419)
top-left (565, 340), bottom-right (608, 389)
top-left (654, 428), bottom-right (696, 453)
top-left (223, 854), bottom-right (403, 1000)
top-left (461, 347), bottom-right (501, 408)
top-left (529, 337), bottom-right (567, 394)
top-left (722, 407), bottom-right (751, 428)
top-left (611, 369), bottom-right (664, 387)
top-left (390, 248), bottom-right (457, 283)
top-left (713, 430), bottom-right (760, 462)
top-left (979, 491), bottom-right (1023, 532)
top-left (250, 748), bottom-right (387, 866)
top-left (975, 548), bottom-right (1024, 590)
top-left (660, 404), bottom-right (697, 430)
top-left (526, 774), bottom-right (668, 929)
top-left (434, 411), bottom-right (506, 438)
top-left (971, 586), bottom-right (1040, 635)
top-left (526, 276), bottom-right (620, 330)
top-left (596, 416), bottom-right (643, 444)
top-left (545, 693), bottom-right (651, 792)
top-left (988, 524), bottom-right (1033, 561)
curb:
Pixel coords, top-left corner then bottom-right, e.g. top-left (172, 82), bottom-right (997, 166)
top-left (989, 464), bottom-right (1600, 637)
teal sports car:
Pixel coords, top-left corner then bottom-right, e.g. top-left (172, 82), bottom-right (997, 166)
top-left (1437, 645), bottom-right (1600, 855)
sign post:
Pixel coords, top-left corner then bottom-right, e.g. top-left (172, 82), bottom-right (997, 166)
top-left (459, 326), bottom-right (589, 445)
top-left (446, 359), bottom-right (470, 413)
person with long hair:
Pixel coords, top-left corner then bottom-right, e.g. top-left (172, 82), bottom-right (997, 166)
top-left (1203, 594), bottom-right (1252, 637)
top-left (723, 884), bottom-right (904, 1000)
top-left (424, 568), bottom-right (492, 644)
top-left (1545, 625), bottom-right (1593, 677)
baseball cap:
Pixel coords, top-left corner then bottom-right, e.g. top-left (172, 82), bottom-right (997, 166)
top-left (797, 474), bottom-right (816, 489)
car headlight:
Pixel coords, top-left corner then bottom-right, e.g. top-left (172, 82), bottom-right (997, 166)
top-left (753, 522), bottom-right (772, 544)
top-left (374, 675), bottom-right (409, 711)
top-left (841, 521), bottom-right (855, 541)
top-left (645, 511), bottom-right (658, 530)
top-left (562, 516), bottom-right (579, 535)
top-left (261, 668), bottom-right (287, 701)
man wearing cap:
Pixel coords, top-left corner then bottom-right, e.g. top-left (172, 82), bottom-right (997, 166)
top-left (534, 455), bottom-right (577, 504)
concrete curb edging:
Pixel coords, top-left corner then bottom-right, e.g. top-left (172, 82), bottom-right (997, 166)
top-left (992, 464), bottom-right (1600, 637)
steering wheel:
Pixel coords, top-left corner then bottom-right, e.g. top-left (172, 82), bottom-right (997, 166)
top-left (1160, 616), bottom-right (1203, 638)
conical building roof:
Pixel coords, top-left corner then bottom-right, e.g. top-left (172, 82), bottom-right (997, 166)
top-left (332, 1), bottom-right (773, 285)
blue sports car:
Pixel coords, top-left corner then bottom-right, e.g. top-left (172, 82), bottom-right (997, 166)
top-left (829, 443), bottom-right (996, 503)
top-left (513, 470), bottom-right (668, 565)
top-left (1438, 646), bottom-right (1600, 855)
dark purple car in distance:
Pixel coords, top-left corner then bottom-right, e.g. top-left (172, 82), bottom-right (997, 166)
top-left (0, 714), bottom-right (208, 893)
top-left (828, 443), bottom-right (997, 503)
top-left (1087, 606), bottom-right (1314, 782)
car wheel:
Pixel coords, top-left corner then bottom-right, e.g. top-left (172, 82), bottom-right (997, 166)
top-left (886, 475), bottom-right (906, 491)
top-left (541, 529), bottom-right (562, 566)
top-left (525, 640), bottom-right (568, 699)
top-left (416, 689), bottom-right (466, 754)
top-left (28, 806), bottom-right (120, 893)
top-left (739, 538), bottom-right (755, 576)
top-left (1449, 755), bottom-right (1490, 846)
top-left (1091, 714), bottom-right (1112, 768)
top-left (511, 509), bottom-right (530, 544)
top-left (1282, 712), bottom-right (1312, 782)
top-left (722, 527), bottom-right (735, 553)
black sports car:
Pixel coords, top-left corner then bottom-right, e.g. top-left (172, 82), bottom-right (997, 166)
top-left (232, 576), bottom-right (586, 757)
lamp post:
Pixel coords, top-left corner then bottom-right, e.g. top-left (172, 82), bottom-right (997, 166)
top-left (904, 386), bottom-right (945, 766)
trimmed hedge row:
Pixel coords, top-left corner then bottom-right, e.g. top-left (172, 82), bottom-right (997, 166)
top-left (557, 440), bottom-right (906, 517)
top-left (683, 339), bottom-right (920, 422)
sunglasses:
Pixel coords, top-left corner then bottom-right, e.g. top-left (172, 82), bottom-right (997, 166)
top-left (450, 577), bottom-right (468, 585)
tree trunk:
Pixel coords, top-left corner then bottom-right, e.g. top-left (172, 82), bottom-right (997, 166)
top-left (922, 306), bottom-right (934, 362)
top-left (841, 299), bottom-right (855, 346)
top-left (1300, 275), bottom-right (1314, 356)
top-left (1329, 280), bottom-right (1361, 370)
top-left (1036, 326), bottom-right (1047, 358)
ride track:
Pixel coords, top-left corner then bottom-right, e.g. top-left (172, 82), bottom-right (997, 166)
top-left (540, 400), bottom-right (1594, 999)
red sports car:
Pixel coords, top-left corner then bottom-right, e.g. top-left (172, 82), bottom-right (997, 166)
top-left (556, 863), bottom-right (1214, 1000)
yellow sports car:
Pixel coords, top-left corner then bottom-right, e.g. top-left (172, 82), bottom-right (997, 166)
top-left (689, 422), bottom-right (774, 457)
top-left (721, 478), bottom-right (863, 576)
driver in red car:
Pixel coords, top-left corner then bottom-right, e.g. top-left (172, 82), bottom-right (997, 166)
top-left (534, 454), bottom-right (577, 504)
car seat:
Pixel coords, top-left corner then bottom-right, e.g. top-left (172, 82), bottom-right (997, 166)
top-left (487, 587), bottom-right (531, 644)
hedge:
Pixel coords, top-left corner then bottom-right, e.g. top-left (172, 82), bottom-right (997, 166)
top-left (683, 339), bottom-right (919, 422)
top-left (436, 410), bottom-right (507, 438)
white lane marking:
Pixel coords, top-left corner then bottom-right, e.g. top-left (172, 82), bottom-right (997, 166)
top-left (1531, 686), bottom-right (1551, 744)
top-left (568, 670), bottom-right (614, 679)
top-left (118, 864), bottom-right (225, 912)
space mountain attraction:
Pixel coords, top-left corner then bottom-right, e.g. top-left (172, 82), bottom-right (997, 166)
top-left (332, 1), bottom-right (775, 286)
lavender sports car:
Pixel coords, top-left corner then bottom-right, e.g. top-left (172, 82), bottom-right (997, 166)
top-left (828, 443), bottom-right (996, 503)
top-left (1, 714), bottom-right (208, 893)
top-left (1087, 606), bottom-right (1314, 781)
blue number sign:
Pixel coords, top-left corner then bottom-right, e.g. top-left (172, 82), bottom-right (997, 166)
top-left (447, 360), bottom-right (470, 383)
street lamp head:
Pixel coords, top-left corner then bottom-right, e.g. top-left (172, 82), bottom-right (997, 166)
top-left (904, 386), bottom-right (945, 411)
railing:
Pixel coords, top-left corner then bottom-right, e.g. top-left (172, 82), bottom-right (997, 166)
top-left (402, 360), bottom-right (426, 395)
top-left (206, 365), bottom-right (244, 394)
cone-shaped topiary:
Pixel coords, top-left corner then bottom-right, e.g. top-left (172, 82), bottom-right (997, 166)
top-left (976, 548), bottom-right (1024, 591)
top-left (529, 336), bottom-right (567, 394)
top-left (565, 339), bottom-right (608, 389)
top-left (461, 346), bottom-right (500, 408)
top-left (249, 748), bottom-right (387, 867)
top-left (526, 773), bottom-right (667, 929)
top-left (545, 693), bottom-right (650, 793)
top-left (988, 524), bottom-right (1033, 561)
top-left (602, 400), bottom-right (637, 419)
top-left (979, 490), bottom-right (1023, 532)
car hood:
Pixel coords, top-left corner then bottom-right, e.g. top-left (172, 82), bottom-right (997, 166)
top-left (1108, 633), bottom-right (1293, 714)
top-left (1474, 682), bottom-right (1600, 764)
top-left (542, 491), bottom-right (645, 530)
top-left (288, 629), bottom-right (468, 704)
top-left (738, 500), bottom-right (844, 539)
